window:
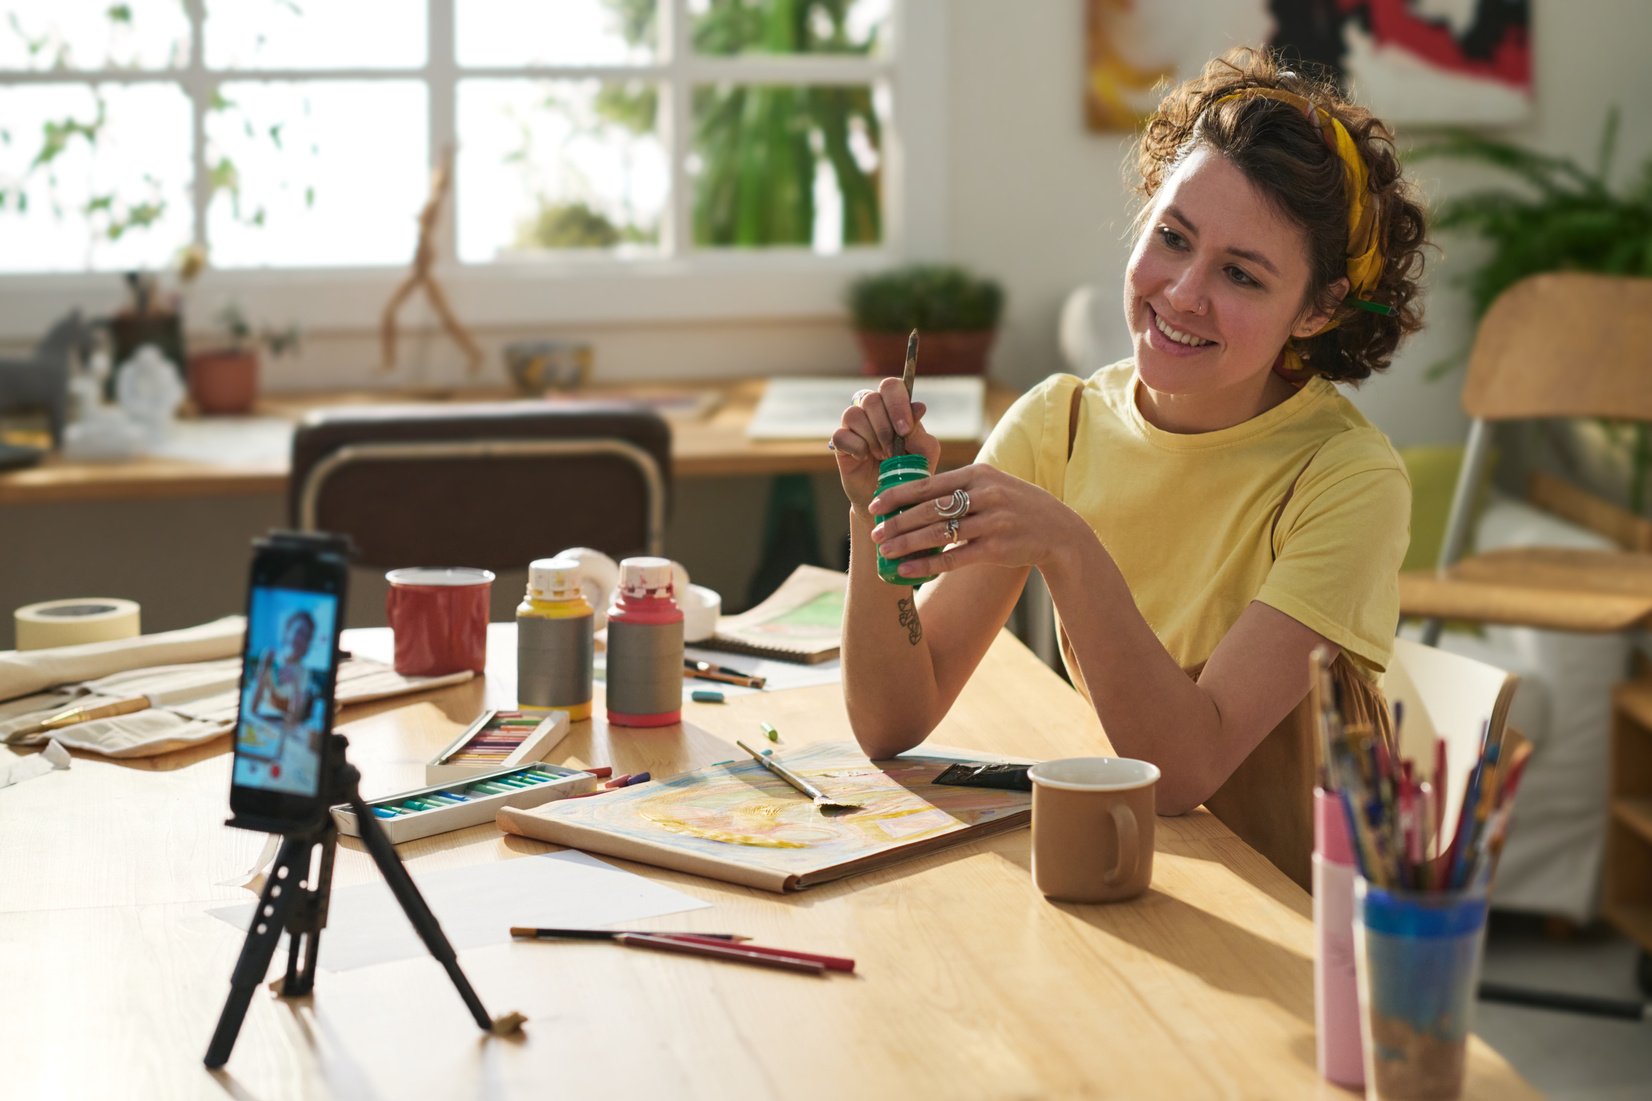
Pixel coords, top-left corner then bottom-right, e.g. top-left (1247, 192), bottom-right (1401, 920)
top-left (0, 1), bottom-right (942, 333)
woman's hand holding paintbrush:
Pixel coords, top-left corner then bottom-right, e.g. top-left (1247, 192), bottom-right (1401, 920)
top-left (830, 328), bottom-right (937, 514)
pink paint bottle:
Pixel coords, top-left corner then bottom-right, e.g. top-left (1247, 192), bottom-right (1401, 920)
top-left (1314, 786), bottom-right (1364, 1088)
top-left (605, 556), bottom-right (684, 728)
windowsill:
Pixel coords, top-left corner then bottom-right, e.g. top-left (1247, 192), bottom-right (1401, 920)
top-left (0, 252), bottom-right (907, 341)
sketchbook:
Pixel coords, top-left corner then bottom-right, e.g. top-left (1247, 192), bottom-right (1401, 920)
top-left (495, 741), bottom-right (1032, 893)
top-left (702, 564), bottom-right (845, 664)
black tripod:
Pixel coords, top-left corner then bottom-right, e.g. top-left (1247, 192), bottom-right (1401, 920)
top-left (205, 732), bottom-right (515, 1068)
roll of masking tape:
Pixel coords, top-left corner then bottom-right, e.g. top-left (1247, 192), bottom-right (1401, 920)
top-left (681, 584), bottom-right (722, 643)
top-left (15, 597), bottom-right (142, 651)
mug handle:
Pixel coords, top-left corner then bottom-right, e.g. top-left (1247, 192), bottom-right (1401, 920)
top-left (1104, 803), bottom-right (1138, 887)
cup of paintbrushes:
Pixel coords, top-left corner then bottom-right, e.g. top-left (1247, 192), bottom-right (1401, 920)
top-left (1353, 877), bottom-right (1490, 1101)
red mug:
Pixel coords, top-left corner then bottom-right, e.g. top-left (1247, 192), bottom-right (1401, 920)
top-left (385, 567), bottom-right (495, 676)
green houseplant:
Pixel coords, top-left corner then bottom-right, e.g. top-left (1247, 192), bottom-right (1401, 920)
top-left (1411, 109), bottom-right (1652, 513)
top-left (846, 263), bottom-right (1005, 376)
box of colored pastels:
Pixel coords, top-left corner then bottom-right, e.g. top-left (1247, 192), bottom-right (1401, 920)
top-left (331, 763), bottom-right (597, 844)
top-left (426, 708), bottom-right (572, 785)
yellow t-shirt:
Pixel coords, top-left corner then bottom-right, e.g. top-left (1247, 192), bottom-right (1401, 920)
top-left (977, 360), bottom-right (1411, 680)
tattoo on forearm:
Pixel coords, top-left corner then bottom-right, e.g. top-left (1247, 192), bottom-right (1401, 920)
top-left (897, 597), bottom-right (923, 645)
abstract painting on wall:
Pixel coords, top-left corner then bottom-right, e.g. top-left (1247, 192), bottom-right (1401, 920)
top-left (1086, 0), bottom-right (1532, 130)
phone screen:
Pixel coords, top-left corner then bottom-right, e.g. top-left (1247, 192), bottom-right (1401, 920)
top-left (229, 536), bottom-right (347, 827)
top-left (231, 585), bottom-right (338, 797)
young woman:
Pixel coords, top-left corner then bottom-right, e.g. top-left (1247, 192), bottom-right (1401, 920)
top-left (251, 609), bottom-right (319, 733)
top-left (831, 49), bottom-right (1426, 838)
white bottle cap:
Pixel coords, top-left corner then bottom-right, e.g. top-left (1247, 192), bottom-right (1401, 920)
top-left (618, 556), bottom-right (675, 598)
top-left (528, 556), bottom-right (583, 600)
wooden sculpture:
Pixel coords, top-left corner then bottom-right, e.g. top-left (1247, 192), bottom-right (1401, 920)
top-left (379, 145), bottom-right (484, 375)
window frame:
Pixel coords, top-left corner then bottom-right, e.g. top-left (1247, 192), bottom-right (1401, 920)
top-left (0, 0), bottom-right (947, 343)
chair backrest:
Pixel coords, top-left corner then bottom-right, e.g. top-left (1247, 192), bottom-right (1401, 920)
top-left (289, 402), bottom-right (671, 574)
top-left (1428, 272), bottom-right (1652, 603)
top-left (1381, 637), bottom-right (1520, 849)
top-left (1462, 272), bottom-right (1652, 424)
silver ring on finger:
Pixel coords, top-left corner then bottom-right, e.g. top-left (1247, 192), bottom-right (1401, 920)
top-left (853, 389), bottom-right (874, 407)
top-left (944, 516), bottom-right (961, 542)
top-left (935, 488), bottom-right (970, 520)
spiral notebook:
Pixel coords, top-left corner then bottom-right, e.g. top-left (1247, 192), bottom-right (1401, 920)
top-left (703, 565), bottom-right (845, 664)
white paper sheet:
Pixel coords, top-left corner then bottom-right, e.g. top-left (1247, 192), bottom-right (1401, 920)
top-left (747, 376), bottom-right (986, 440)
top-left (682, 646), bottom-right (842, 700)
top-left (594, 648), bottom-right (843, 702)
top-left (0, 738), bottom-right (70, 789)
top-left (208, 849), bottom-right (709, 971)
top-left (148, 416), bottom-right (294, 466)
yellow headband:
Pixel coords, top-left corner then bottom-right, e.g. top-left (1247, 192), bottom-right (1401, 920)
top-left (1211, 88), bottom-right (1390, 319)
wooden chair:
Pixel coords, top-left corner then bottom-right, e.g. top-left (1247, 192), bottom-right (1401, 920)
top-left (1400, 272), bottom-right (1652, 975)
top-left (1402, 272), bottom-right (1652, 643)
top-left (289, 402), bottom-right (671, 573)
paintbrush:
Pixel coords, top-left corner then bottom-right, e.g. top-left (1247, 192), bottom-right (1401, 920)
top-left (5, 673), bottom-right (244, 743)
top-left (892, 328), bottom-right (919, 455)
top-left (734, 738), bottom-right (862, 813)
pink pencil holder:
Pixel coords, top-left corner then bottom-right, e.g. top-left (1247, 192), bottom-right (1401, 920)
top-left (1315, 787), bottom-right (1364, 1088)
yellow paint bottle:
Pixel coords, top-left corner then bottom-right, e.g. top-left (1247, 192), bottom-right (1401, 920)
top-left (516, 557), bottom-right (594, 721)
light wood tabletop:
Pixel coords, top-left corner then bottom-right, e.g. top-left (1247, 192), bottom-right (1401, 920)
top-left (0, 625), bottom-right (1536, 1100)
top-left (0, 378), bottom-right (1016, 506)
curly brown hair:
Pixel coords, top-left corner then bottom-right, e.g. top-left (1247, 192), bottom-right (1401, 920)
top-left (1132, 47), bottom-right (1428, 383)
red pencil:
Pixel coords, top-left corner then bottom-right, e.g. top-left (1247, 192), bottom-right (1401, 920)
top-left (613, 933), bottom-right (826, 975)
top-left (665, 934), bottom-right (855, 973)
top-left (1432, 736), bottom-right (1447, 860)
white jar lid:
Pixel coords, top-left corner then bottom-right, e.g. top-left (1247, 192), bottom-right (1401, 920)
top-left (618, 556), bottom-right (675, 597)
top-left (528, 556), bottom-right (583, 600)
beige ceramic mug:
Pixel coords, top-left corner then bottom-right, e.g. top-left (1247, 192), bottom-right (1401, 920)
top-left (1028, 756), bottom-right (1160, 903)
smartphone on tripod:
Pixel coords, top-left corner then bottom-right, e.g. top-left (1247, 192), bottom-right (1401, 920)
top-left (228, 532), bottom-right (349, 831)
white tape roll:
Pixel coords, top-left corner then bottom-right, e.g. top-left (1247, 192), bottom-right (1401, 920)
top-left (680, 584), bottom-right (722, 643)
top-left (15, 597), bottom-right (142, 651)
top-left (555, 547), bottom-right (620, 630)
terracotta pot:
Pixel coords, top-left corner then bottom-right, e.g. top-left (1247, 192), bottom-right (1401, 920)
top-left (855, 329), bottom-right (996, 377)
top-left (187, 349), bottom-right (260, 415)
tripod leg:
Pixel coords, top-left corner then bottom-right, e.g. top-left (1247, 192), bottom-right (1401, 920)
top-left (205, 835), bottom-right (314, 1068)
top-left (281, 825), bottom-right (337, 999)
top-left (347, 787), bottom-right (496, 1031)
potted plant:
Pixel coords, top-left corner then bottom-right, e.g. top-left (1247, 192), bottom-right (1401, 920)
top-left (1410, 109), bottom-right (1652, 512)
top-left (846, 263), bottom-right (1005, 376)
top-left (187, 305), bottom-right (300, 416)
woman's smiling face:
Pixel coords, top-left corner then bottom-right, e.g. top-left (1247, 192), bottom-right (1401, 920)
top-left (1123, 144), bottom-right (1341, 432)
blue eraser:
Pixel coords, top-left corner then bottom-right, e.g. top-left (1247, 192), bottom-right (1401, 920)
top-left (691, 689), bottom-right (725, 703)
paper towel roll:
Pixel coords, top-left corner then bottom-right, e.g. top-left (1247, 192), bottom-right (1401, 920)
top-left (15, 598), bottom-right (142, 651)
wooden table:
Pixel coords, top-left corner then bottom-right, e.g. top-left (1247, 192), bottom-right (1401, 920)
top-left (0, 379), bottom-right (1016, 506)
top-left (0, 627), bottom-right (1536, 1099)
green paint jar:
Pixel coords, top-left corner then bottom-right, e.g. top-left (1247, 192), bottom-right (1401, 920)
top-left (875, 454), bottom-right (939, 586)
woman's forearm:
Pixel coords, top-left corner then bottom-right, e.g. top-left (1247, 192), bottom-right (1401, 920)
top-left (841, 509), bottom-right (946, 758)
top-left (1038, 528), bottom-right (1226, 814)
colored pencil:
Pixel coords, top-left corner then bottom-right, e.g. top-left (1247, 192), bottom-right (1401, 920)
top-left (665, 934), bottom-right (855, 973)
top-left (612, 933), bottom-right (826, 975)
top-left (685, 659), bottom-right (766, 689)
top-left (684, 668), bottom-right (765, 689)
top-left (509, 927), bottom-right (749, 943)
top-left (1319, 684), bottom-right (1525, 894)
